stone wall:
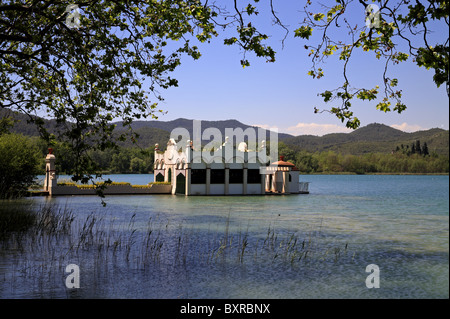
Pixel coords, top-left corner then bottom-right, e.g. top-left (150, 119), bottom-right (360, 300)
top-left (50, 184), bottom-right (172, 196)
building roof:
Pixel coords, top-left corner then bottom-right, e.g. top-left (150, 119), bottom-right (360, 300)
top-left (270, 156), bottom-right (300, 171)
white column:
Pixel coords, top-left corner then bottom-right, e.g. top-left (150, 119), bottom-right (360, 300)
top-left (272, 172), bottom-right (277, 192)
top-left (185, 168), bottom-right (191, 195)
top-left (186, 142), bottom-right (192, 196)
top-left (171, 171), bottom-right (176, 195)
top-left (44, 149), bottom-right (57, 195)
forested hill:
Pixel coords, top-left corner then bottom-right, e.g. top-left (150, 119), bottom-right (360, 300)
top-left (120, 118), bottom-right (294, 141)
top-left (283, 123), bottom-right (449, 156)
top-left (124, 120), bottom-right (448, 156)
top-left (0, 108), bottom-right (171, 149)
top-left (1, 108), bottom-right (448, 156)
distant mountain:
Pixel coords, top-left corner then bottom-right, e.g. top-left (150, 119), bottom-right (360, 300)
top-left (116, 118), bottom-right (294, 141)
top-left (117, 127), bottom-right (171, 149)
top-left (110, 118), bottom-right (292, 149)
top-left (0, 108), bottom-right (61, 136)
top-left (2, 108), bottom-right (448, 156)
top-left (0, 109), bottom-right (170, 149)
top-left (283, 123), bottom-right (449, 156)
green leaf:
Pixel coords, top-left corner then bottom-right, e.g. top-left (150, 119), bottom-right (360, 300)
top-left (320, 90), bottom-right (333, 102)
top-left (294, 26), bottom-right (313, 40)
top-left (393, 103), bottom-right (407, 113)
top-left (307, 70), bottom-right (316, 78)
top-left (240, 59), bottom-right (250, 68)
top-left (313, 13), bottom-right (325, 21)
top-left (376, 101), bottom-right (391, 112)
top-left (346, 117), bottom-right (360, 129)
top-left (224, 37), bottom-right (238, 45)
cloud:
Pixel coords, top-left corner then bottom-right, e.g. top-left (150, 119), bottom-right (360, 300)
top-left (390, 123), bottom-right (425, 132)
top-left (282, 123), bottom-right (353, 136)
top-left (251, 124), bottom-right (279, 133)
top-left (254, 122), bottom-right (429, 136)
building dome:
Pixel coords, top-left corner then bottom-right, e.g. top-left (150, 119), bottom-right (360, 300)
top-left (271, 156), bottom-right (295, 167)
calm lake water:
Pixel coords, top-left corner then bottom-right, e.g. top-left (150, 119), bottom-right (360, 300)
top-left (0, 174), bottom-right (448, 299)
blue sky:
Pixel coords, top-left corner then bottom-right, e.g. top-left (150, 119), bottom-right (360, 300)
top-left (154, 1), bottom-right (448, 136)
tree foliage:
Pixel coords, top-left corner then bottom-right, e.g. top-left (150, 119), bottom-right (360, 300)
top-left (295, 0), bottom-right (449, 128)
top-left (289, 149), bottom-right (448, 174)
top-left (0, 0), bottom-right (448, 184)
top-left (47, 141), bottom-right (449, 175)
top-left (0, 133), bottom-right (41, 198)
top-left (394, 139), bottom-right (431, 156)
top-left (0, 0), bottom-right (275, 182)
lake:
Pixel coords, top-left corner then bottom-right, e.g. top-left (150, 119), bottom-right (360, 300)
top-left (0, 174), bottom-right (448, 299)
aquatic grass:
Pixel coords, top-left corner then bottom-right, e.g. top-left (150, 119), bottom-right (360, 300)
top-left (0, 201), bottom-right (36, 240)
top-left (3, 207), bottom-right (351, 268)
top-left (0, 203), bottom-right (354, 298)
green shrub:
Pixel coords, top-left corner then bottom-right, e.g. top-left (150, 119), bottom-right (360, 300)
top-left (0, 134), bottom-right (41, 198)
top-left (131, 185), bottom-right (153, 188)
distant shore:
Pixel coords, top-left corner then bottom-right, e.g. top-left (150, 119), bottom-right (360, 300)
top-left (53, 171), bottom-right (449, 176)
top-left (299, 172), bottom-right (449, 176)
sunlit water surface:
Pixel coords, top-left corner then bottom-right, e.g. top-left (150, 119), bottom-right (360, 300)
top-left (0, 175), bottom-right (448, 298)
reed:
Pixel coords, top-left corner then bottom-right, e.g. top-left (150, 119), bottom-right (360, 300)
top-left (1, 202), bottom-right (353, 297)
top-left (0, 201), bottom-right (36, 240)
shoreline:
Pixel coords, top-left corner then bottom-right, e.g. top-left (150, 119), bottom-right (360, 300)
top-left (51, 171), bottom-right (450, 177)
top-left (299, 172), bottom-right (449, 176)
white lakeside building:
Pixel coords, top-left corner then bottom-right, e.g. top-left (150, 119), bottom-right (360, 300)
top-left (153, 138), bottom-right (309, 196)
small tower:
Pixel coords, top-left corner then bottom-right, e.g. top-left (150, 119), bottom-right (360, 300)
top-left (265, 155), bottom-right (296, 194)
top-left (44, 148), bottom-right (57, 194)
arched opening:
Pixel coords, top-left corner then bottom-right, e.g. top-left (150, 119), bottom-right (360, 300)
top-left (175, 173), bottom-right (186, 195)
top-left (155, 173), bottom-right (164, 182)
top-left (168, 168), bottom-right (172, 183)
top-left (268, 174), bottom-right (273, 192)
